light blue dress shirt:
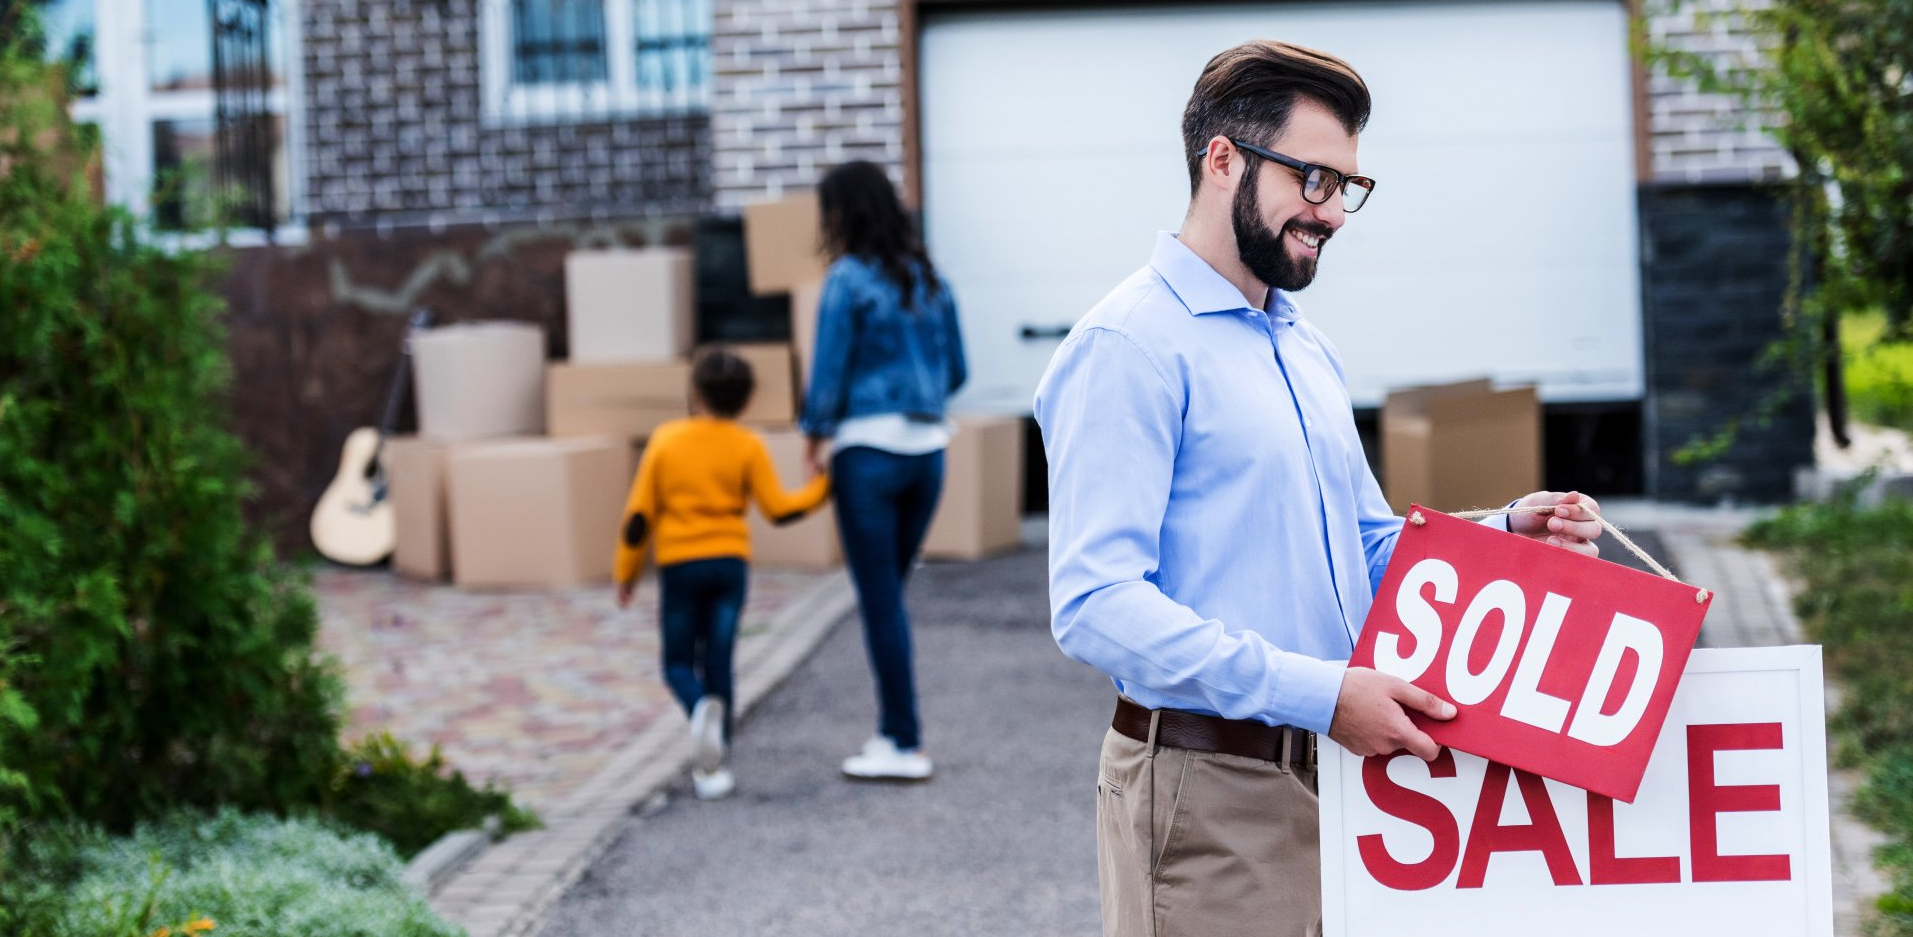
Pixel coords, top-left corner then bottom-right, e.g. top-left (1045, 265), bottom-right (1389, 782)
top-left (1034, 232), bottom-right (1404, 735)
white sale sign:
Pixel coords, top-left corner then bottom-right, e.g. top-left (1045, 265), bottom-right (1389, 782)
top-left (1319, 646), bottom-right (1834, 936)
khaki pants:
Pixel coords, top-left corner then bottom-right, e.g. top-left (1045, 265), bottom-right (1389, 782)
top-left (1095, 727), bottom-right (1322, 937)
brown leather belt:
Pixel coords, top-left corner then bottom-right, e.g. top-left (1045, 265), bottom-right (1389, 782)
top-left (1112, 697), bottom-right (1317, 768)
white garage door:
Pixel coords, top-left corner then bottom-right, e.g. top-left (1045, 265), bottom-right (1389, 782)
top-left (920, 1), bottom-right (1642, 413)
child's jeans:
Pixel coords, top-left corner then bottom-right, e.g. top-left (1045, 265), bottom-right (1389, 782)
top-left (658, 556), bottom-right (748, 741)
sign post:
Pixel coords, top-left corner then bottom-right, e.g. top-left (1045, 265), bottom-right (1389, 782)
top-left (1319, 646), bottom-right (1834, 936)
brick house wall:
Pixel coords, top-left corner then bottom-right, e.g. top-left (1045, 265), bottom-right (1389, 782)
top-left (300, 0), bottom-right (711, 225)
top-left (1641, 0), bottom-right (1794, 183)
top-left (709, 0), bottom-right (908, 208)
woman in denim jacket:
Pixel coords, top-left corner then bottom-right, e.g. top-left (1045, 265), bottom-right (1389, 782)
top-left (800, 161), bottom-right (967, 781)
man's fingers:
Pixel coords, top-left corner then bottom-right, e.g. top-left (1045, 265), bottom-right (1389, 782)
top-left (1397, 682), bottom-right (1456, 720)
top-left (1403, 731), bottom-right (1442, 762)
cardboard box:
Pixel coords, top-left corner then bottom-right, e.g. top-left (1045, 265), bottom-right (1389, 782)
top-left (564, 248), bottom-right (696, 363)
top-left (708, 342), bottom-right (797, 426)
top-left (743, 193), bottom-right (828, 295)
top-left (446, 436), bottom-right (637, 589)
top-left (383, 436), bottom-right (455, 581)
top-left (546, 361), bottom-right (691, 440)
top-left (1381, 379), bottom-right (1542, 515)
top-left (412, 321), bottom-right (546, 442)
top-left (747, 428), bottom-right (841, 570)
top-left (922, 416), bottom-right (1028, 560)
top-left (790, 279), bottom-right (824, 395)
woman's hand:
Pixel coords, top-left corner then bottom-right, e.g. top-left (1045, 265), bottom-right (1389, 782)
top-left (616, 578), bottom-right (636, 609)
top-left (805, 436), bottom-right (829, 479)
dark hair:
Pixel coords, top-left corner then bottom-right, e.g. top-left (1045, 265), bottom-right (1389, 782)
top-left (692, 347), bottom-right (755, 419)
top-left (817, 160), bottom-right (938, 309)
top-left (1181, 40), bottom-right (1371, 196)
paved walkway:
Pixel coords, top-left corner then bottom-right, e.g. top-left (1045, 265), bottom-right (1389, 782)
top-left (314, 502), bottom-right (1892, 936)
top-left (315, 566), bottom-right (836, 809)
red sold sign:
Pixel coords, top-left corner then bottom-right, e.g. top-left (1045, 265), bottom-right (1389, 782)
top-left (1350, 506), bottom-right (1711, 802)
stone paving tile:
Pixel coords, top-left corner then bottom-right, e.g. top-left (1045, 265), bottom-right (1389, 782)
top-left (314, 566), bottom-right (823, 809)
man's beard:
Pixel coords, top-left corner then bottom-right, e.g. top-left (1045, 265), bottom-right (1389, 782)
top-left (1232, 165), bottom-right (1331, 293)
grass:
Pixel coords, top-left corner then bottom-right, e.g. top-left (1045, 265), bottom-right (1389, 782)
top-left (1843, 311), bottom-right (1913, 434)
top-left (1745, 492), bottom-right (1913, 934)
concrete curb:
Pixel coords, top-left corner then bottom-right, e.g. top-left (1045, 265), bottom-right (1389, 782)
top-left (425, 570), bottom-right (859, 937)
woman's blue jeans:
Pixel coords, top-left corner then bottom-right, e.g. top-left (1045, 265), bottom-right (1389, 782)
top-left (831, 445), bottom-right (944, 751)
top-left (658, 556), bottom-right (747, 742)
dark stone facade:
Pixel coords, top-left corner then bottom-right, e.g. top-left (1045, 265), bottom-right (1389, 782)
top-left (301, 0), bottom-right (710, 224)
top-left (1639, 183), bottom-right (1815, 502)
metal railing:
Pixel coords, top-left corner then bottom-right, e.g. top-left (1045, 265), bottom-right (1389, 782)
top-left (209, 0), bottom-right (278, 235)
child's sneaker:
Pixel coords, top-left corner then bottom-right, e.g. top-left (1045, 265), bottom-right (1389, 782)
top-left (841, 735), bottom-right (933, 780)
top-left (690, 696), bottom-right (726, 773)
top-left (692, 766), bottom-right (735, 801)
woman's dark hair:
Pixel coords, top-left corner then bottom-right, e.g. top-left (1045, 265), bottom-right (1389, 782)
top-left (1181, 40), bottom-right (1371, 197)
top-left (691, 347), bottom-right (755, 419)
top-left (817, 160), bottom-right (938, 308)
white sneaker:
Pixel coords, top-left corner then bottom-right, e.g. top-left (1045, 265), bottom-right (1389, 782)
top-left (692, 766), bottom-right (735, 801)
top-left (690, 696), bottom-right (726, 774)
top-left (841, 735), bottom-right (933, 780)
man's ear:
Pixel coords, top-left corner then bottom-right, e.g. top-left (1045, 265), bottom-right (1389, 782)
top-left (1200, 136), bottom-right (1239, 193)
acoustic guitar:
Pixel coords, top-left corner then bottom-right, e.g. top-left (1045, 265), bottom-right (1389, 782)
top-left (310, 307), bottom-right (432, 565)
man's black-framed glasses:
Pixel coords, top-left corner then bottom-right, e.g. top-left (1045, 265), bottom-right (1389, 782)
top-left (1215, 138), bottom-right (1376, 213)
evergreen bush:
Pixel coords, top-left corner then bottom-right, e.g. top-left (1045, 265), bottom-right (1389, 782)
top-left (0, 42), bottom-right (342, 829)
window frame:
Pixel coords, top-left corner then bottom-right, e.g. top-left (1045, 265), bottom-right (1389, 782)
top-left (479, 0), bottom-right (711, 127)
top-left (64, 0), bottom-right (307, 245)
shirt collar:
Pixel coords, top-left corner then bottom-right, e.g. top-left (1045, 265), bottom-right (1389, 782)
top-left (1148, 231), bottom-right (1301, 322)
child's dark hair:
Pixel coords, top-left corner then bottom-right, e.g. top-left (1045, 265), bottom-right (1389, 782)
top-left (692, 347), bottom-right (755, 418)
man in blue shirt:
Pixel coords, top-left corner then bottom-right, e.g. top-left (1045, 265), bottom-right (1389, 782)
top-left (1034, 40), bottom-right (1605, 937)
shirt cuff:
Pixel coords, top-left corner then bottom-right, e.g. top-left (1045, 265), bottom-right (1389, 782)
top-left (1474, 498), bottom-right (1520, 533)
top-left (1277, 654), bottom-right (1347, 735)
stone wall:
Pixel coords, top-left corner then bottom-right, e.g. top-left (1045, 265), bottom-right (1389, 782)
top-left (1639, 183), bottom-right (1813, 502)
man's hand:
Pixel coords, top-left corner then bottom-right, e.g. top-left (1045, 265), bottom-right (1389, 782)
top-left (1506, 490), bottom-right (1603, 558)
top-left (1328, 666), bottom-right (1456, 760)
top-left (616, 578), bottom-right (636, 610)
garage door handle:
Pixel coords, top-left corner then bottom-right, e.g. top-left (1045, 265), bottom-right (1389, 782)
top-left (1020, 324), bottom-right (1073, 340)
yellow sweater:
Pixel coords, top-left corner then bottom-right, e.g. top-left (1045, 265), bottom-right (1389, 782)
top-left (614, 417), bottom-right (830, 581)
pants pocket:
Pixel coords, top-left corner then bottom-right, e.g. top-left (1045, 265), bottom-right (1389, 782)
top-left (1150, 748), bottom-right (1196, 879)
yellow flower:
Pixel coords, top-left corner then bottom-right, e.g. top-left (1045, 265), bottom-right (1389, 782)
top-left (186, 919), bottom-right (217, 934)
top-left (148, 928), bottom-right (170, 937)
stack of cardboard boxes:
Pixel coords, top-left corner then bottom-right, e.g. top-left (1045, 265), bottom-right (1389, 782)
top-left (1380, 378), bottom-right (1542, 515)
top-left (385, 319), bottom-right (637, 589)
top-left (381, 190), bottom-right (1028, 590)
top-left (744, 192), bottom-right (1025, 563)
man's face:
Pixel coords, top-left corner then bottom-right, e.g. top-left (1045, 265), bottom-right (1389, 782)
top-left (1230, 99), bottom-right (1360, 293)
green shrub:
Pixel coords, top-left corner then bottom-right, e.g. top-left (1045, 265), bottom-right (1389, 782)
top-left (1, 810), bottom-right (462, 937)
top-left (330, 733), bottom-right (539, 859)
top-left (1747, 492), bottom-right (1913, 933)
top-left (0, 44), bottom-right (343, 829)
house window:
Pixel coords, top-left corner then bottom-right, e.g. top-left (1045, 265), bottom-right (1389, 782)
top-left (42, 0), bottom-right (302, 241)
top-left (482, 0), bottom-right (712, 125)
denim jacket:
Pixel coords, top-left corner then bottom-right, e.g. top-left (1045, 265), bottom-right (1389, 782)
top-left (799, 254), bottom-right (968, 438)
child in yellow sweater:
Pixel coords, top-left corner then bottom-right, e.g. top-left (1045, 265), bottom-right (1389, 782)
top-left (614, 348), bottom-right (830, 800)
